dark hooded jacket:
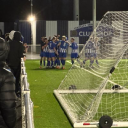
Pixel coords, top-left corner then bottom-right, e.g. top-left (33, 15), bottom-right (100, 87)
top-left (0, 38), bottom-right (17, 128)
top-left (6, 31), bottom-right (24, 67)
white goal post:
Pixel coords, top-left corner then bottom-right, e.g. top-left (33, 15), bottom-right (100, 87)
top-left (54, 11), bottom-right (128, 128)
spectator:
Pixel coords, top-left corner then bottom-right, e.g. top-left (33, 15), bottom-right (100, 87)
top-left (40, 37), bottom-right (45, 68)
top-left (6, 31), bottom-right (24, 97)
top-left (0, 29), bottom-right (2, 37)
top-left (23, 43), bottom-right (29, 53)
top-left (5, 33), bottom-right (9, 42)
top-left (0, 37), bottom-right (17, 128)
top-left (9, 30), bottom-right (15, 41)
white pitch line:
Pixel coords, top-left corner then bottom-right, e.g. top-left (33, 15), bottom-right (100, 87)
top-left (58, 89), bottom-right (128, 94)
top-left (66, 60), bottom-right (121, 86)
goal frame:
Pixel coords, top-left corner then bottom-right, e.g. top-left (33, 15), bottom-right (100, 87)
top-left (54, 11), bottom-right (128, 128)
top-left (54, 90), bottom-right (128, 128)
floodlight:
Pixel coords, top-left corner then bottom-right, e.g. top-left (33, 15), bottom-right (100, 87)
top-left (28, 15), bottom-right (35, 22)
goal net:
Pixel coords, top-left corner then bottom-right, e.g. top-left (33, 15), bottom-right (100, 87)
top-left (54, 11), bottom-right (128, 128)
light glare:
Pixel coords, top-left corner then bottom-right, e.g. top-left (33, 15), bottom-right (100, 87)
top-left (28, 15), bottom-right (35, 22)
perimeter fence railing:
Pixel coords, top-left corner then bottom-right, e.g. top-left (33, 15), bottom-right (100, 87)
top-left (21, 58), bottom-right (34, 128)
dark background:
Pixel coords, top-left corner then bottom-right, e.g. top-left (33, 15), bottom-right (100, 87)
top-left (0, 0), bottom-right (128, 21)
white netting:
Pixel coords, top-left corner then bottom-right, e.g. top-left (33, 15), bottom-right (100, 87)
top-left (55, 11), bottom-right (128, 124)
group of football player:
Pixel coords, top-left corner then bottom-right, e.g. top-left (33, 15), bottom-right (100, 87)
top-left (40, 35), bottom-right (78, 69)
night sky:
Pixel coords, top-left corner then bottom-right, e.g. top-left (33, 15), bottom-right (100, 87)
top-left (0, 0), bottom-right (128, 21)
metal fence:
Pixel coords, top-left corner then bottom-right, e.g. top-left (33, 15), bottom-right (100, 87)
top-left (21, 58), bottom-right (34, 128)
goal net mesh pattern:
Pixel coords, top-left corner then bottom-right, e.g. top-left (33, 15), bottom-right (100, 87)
top-left (56, 11), bottom-right (128, 123)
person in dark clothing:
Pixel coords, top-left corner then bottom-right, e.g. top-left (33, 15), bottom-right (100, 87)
top-left (6, 31), bottom-right (24, 96)
top-left (5, 33), bottom-right (9, 42)
top-left (40, 37), bottom-right (45, 68)
top-left (0, 37), bottom-right (17, 128)
top-left (0, 29), bottom-right (2, 37)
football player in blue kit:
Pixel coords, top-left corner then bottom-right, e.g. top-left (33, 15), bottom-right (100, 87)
top-left (93, 37), bottom-right (99, 66)
top-left (54, 36), bottom-right (61, 67)
top-left (70, 38), bottom-right (78, 64)
top-left (42, 37), bottom-right (49, 68)
top-left (83, 37), bottom-right (95, 67)
top-left (58, 36), bottom-right (70, 69)
top-left (48, 37), bottom-right (58, 68)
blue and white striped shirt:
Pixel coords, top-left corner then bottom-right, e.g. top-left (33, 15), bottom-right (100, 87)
top-left (59, 41), bottom-right (69, 53)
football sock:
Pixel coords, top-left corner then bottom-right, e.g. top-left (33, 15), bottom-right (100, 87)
top-left (47, 61), bottom-right (50, 66)
top-left (90, 60), bottom-right (94, 66)
top-left (53, 61), bottom-right (56, 66)
top-left (58, 60), bottom-right (60, 66)
top-left (40, 60), bottom-right (42, 66)
top-left (96, 59), bottom-right (99, 65)
top-left (51, 61), bottom-right (53, 66)
top-left (71, 60), bottom-right (74, 64)
top-left (63, 60), bottom-right (65, 66)
top-left (43, 60), bottom-right (45, 66)
top-left (83, 60), bottom-right (86, 64)
top-left (61, 60), bottom-right (63, 65)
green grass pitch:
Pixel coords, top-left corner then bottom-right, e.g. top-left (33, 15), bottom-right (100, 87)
top-left (25, 60), bottom-right (127, 128)
top-left (25, 60), bottom-right (72, 128)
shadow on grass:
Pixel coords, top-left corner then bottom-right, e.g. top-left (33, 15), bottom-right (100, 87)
top-left (32, 68), bottom-right (70, 71)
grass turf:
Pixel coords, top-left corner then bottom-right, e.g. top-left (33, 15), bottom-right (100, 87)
top-left (25, 60), bottom-right (127, 128)
top-left (25, 60), bottom-right (72, 128)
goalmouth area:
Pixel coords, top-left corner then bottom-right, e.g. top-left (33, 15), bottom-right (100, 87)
top-left (54, 11), bottom-right (128, 128)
